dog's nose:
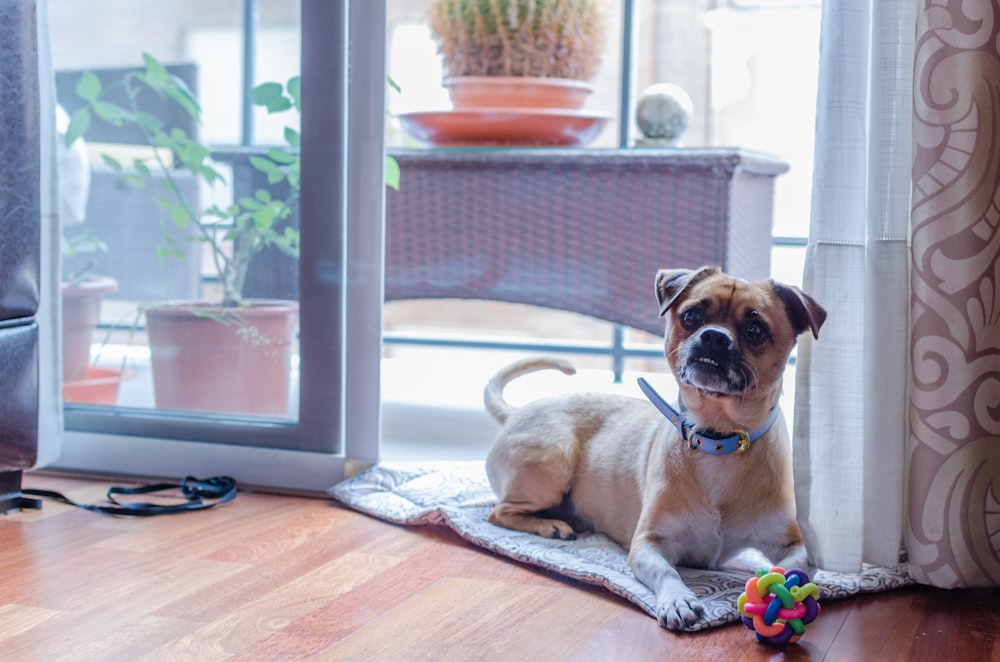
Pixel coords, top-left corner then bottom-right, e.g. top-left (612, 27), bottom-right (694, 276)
top-left (699, 327), bottom-right (732, 349)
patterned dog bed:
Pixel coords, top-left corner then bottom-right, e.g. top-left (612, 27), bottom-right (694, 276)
top-left (329, 461), bottom-right (914, 632)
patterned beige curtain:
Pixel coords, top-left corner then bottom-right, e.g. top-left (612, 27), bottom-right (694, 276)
top-left (908, 2), bottom-right (1000, 587)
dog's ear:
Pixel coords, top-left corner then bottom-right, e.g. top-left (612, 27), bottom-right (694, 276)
top-left (772, 281), bottom-right (827, 339)
top-left (655, 266), bottom-right (720, 317)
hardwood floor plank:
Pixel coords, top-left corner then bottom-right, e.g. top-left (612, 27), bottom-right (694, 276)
top-left (568, 598), bottom-right (846, 661)
top-left (828, 588), bottom-right (930, 662)
top-left (0, 499), bottom-right (127, 569)
top-left (241, 531), bottom-right (489, 658)
top-left (2, 534), bottom-right (246, 613)
top-left (91, 492), bottom-right (303, 555)
top-left (145, 544), bottom-right (418, 659)
top-left (9, 613), bottom-right (200, 662)
top-left (202, 503), bottom-right (355, 565)
top-left (0, 603), bottom-right (62, 644)
top-left (152, 511), bottom-right (399, 622)
top-left (315, 576), bottom-right (622, 661)
top-left (910, 587), bottom-right (1000, 662)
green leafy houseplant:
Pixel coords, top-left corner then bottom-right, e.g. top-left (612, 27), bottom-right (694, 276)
top-left (66, 54), bottom-right (400, 307)
top-left (66, 53), bottom-right (301, 309)
top-left (61, 228), bottom-right (108, 286)
top-left (427, 0), bottom-right (606, 80)
top-left (64, 54), bottom-right (399, 415)
top-left (64, 55), bottom-right (301, 413)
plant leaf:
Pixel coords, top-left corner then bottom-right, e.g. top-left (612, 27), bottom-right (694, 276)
top-left (251, 82), bottom-right (292, 113)
top-left (75, 72), bottom-right (102, 101)
top-left (132, 159), bottom-right (151, 177)
top-left (90, 100), bottom-right (129, 123)
top-left (385, 155), bottom-right (401, 191)
top-left (64, 107), bottom-right (91, 147)
top-left (156, 245), bottom-right (186, 261)
top-left (142, 52), bottom-right (170, 89)
top-left (133, 110), bottom-right (165, 133)
top-left (163, 76), bottom-right (201, 119)
top-left (101, 154), bottom-right (123, 171)
top-left (123, 173), bottom-right (147, 189)
top-left (253, 204), bottom-right (277, 231)
top-left (266, 148), bottom-right (296, 165)
top-left (169, 205), bottom-right (190, 229)
top-left (287, 76), bottom-right (302, 110)
top-left (249, 155), bottom-right (277, 173)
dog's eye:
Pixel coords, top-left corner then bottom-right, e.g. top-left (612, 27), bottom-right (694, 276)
top-left (681, 308), bottom-right (703, 330)
top-left (744, 321), bottom-right (769, 345)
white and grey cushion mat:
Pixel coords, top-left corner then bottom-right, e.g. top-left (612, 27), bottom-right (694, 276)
top-left (329, 461), bottom-right (914, 632)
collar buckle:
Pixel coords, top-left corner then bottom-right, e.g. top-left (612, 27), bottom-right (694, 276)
top-left (735, 430), bottom-right (751, 454)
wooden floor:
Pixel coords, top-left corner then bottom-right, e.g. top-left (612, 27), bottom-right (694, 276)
top-left (2, 475), bottom-right (998, 661)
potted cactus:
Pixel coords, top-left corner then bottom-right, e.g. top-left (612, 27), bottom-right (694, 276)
top-left (427, 0), bottom-right (607, 110)
top-left (66, 54), bottom-right (301, 416)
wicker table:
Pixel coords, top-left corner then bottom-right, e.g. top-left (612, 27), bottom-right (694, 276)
top-left (384, 148), bottom-right (788, 337)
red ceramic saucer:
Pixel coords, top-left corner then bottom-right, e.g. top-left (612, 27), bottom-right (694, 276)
top-left (398, 108), bottom-right (611, 147)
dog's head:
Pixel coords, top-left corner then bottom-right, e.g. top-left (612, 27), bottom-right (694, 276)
top-left (655, 266), bottom-right (826, 407)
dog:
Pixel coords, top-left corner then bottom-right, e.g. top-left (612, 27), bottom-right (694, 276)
top-left (482, 266), bottom-right (826, 629)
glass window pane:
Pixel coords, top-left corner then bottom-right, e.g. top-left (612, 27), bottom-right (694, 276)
top-left (51, 0), bottom-right (302, 422)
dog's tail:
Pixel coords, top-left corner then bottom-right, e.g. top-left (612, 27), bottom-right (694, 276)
top-left (483, 357), bottom-right (577, 424)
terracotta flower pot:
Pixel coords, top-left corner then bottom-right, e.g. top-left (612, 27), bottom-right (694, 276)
top-left (145, 299), bottom-right (299, 416)
top-left (62, 366), bottom-right (136, 405)
top-left (61, 275), bottom-right (118, 382)
top-left (444, 76), bottom-right (593, 110)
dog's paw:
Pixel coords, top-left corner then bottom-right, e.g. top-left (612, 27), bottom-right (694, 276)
top-left (655, 592), bottom-right (705, 630)
top-left (545, 520), bottom-right (577, 540)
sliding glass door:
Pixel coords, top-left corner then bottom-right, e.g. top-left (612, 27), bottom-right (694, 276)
top-left (49, 0), bottom-right (384, 492)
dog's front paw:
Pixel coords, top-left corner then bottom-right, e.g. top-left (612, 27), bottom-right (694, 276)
top-left (544, 519), bottom-right (577, 540)
top-left (655, 592), bottom-right (705, 630)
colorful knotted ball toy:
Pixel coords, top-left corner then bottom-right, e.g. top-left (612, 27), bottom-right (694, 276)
top-left (737, 567), bottom-right (821, 645)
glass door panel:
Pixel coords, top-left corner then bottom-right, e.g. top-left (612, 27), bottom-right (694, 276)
top-left (51, 0), bottom-right (301, 421)
top-left (48, 0), bottom-right (384, 490)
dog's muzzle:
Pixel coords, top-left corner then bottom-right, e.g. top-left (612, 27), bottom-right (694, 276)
top-left (679, 327), bottom-right (748, 395)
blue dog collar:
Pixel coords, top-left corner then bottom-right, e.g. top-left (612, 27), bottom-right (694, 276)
top-left (637, 377), bottom-right (780, 455)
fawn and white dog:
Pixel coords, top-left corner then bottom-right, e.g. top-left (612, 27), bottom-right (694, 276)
top-left (482, 266), bottom-right (826, 628)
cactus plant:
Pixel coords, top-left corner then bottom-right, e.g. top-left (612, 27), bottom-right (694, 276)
top-left (427, 0), bottom-right (606, 81)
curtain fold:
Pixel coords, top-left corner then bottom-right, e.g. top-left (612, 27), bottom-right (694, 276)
top-left (793, 0), bottom-right (913, 573)
top-left (907, 2), bottom-right (1000, 588)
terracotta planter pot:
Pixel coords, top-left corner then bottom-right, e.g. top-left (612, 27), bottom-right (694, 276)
top-left (444, 76), bottom-right (593, 110)
top-left (61, 275), bottom-right (118, 382)
top-left (145, 299), bottom-right (299, 416)
top-left (63, 366), bottom-right (136, 405)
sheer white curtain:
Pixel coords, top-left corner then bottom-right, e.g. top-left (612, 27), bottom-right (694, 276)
top-left (793, 0), bottom-right (915, 572)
